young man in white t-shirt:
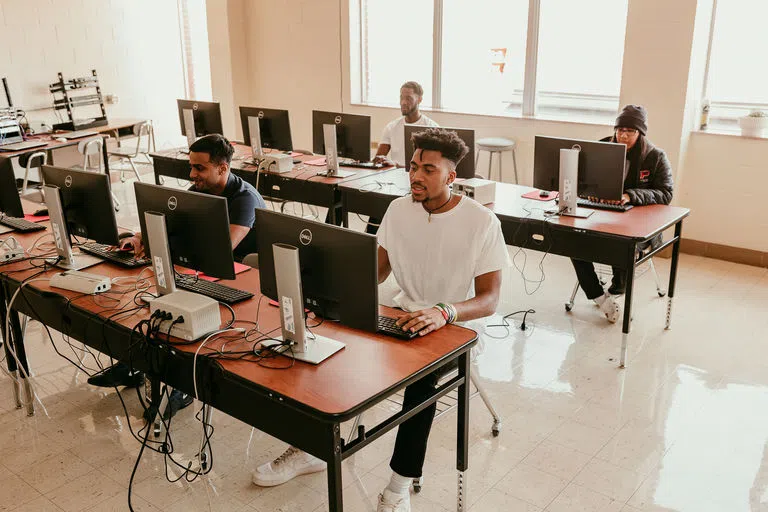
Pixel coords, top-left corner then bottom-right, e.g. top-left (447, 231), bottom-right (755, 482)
top-left (373, 81), bottom-right (439, 168)
top-left (252, 129), bottom-right (509, 510)
top-left (373, 127), bottom-right (510, 512)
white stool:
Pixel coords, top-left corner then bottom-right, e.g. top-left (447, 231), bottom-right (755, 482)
top-left (475, 137), bottom-right (518, 183)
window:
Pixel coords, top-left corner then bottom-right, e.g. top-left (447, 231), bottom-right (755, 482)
top-left (352, 0), bottom-right (629, 121)
top-left (178, 0), bottom-right (213, 101)
top-left (705, 0), bottom-right (768, 128)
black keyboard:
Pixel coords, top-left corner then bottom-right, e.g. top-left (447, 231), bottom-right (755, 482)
top-left (0, 216), bottom-right (46, 233)
top-left (339, 160), bottom-right (384, 169)
top-left (79, 242), bottom-right (151, 268)
top-left (576, 198), bottom-right (633, 212)
top-left (175, 275), bottom-right (254, 305)
top-left (378, 316), bottom-right (418, 340)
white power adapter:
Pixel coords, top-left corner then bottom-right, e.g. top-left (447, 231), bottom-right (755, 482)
top-left (149, 290), bottom-right (222, 341)
top-left (0, 237), bottom-right (25, 264)
top-left (50, 270), bottom-right (111, 294)
top-left (258, 153), bottom-right (293, 173)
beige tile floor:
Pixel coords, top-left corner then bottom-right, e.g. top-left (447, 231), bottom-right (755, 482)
top-left (2, 171), bottom-right (768, 511)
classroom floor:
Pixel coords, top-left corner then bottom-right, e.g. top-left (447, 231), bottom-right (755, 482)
top-left (2, 171), bottom-right (768, 512)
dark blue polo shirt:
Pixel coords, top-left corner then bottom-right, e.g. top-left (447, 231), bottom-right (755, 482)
top-left (190, 172), bottom-right (265, 262)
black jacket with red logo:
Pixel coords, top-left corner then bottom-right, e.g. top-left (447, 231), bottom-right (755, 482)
top-left (600, 135), bottom-right (674, 206)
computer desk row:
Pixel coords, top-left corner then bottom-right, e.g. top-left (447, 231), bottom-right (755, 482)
top-left (341, 168), bottom-right (690, 368)
top-left (0, 207), bottom-right (477, 512)
top-left (151, 144), bottom-right (394, 225)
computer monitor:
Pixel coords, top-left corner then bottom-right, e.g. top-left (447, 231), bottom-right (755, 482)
top-left (256, 209), bottom-right (378, 333)
top-left (533, 136), bottom-right (627, 200)
top-left (311, 110), bottom-right (371, 163)
top-left (0, 156), bottom-right (24, 218)
top-left (40, 165), bottom-right (120, 270)
top-left (177, 99), bottom-right (223, 145)
top-left (239, 106), bottom-right (293, 153)
top-left (403, 125), bottom-right (476, 179)
top-left (134, 182), bottom-right (235, 281)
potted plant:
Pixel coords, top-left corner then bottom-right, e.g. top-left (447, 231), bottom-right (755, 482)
top-left (739, 110), bottom-right (768, 137)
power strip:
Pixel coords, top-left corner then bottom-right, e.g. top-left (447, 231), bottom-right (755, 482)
top-left (0, 238), bottom-right (25, 264)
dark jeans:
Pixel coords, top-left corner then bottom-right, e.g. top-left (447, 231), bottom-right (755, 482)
top-left (365, 217), bottom-right (381, 235)
top-left (389, 360), bottom-right (458, 478)
top-left (571, 259), bottom-right (625, 300)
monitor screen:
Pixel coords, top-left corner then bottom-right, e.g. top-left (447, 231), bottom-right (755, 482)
top-left (403, 125), bottom-right (476, 179)
top-left (0, 156), bottom-right (23, 218)
top-left (134, 182), bottom-right (235, 280)
top-left (533, 136), bottom-right (627, 200)
top-left (239, 106), bottom-right (293, 152)
top-left (40, 166), bottom-right (119, 245)
top-left (177, 99), bottom-right (223, 138)
top-left (256, 209), bottom-right (378, 332)
top-left (311, 110), bottom-right (371, 163)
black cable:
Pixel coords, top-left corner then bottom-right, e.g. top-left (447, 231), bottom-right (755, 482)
top-left (485, 309), bottom-right (537, 339)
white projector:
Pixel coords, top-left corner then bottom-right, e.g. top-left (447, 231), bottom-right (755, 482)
top-left (149, 290), bottom-right (222, 341)
top-left (454, 178), bottom-right (497, 205)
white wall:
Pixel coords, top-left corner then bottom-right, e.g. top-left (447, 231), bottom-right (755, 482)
top-left (0, 0), bottom-right (187, 147)
top-left (208, 0), bottom-right (768, 253)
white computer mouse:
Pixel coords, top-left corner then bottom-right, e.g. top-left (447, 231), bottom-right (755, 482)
top-left (55, 137), bottom-right (67, 142)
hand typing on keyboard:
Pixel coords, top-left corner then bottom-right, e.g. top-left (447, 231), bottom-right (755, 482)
top-left (117, 233), bottom-right (145, 258)
top-left (394, 307), bottom-right (447, 337)
top-left (586, 193), bottom-right (631, 206)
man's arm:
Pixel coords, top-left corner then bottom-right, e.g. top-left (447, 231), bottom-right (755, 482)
top-left (378, 245), bottom-right (392, 284)
top-left (373, 143), bottom-right (393, 165)
top-left (396, 270), bottom-right (502, 336)
top-left (229, 224), bottom-right (251, 251)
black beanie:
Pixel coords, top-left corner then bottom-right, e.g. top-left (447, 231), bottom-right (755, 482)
top-left (615, 104), bottom-right (648, 136)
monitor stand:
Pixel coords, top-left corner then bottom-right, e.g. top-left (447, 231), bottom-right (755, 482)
top-left (316, 123), bottom-right (356, 179)
top-left (270, 242), bottom-right (345, 364)
top-left (557, 147), bottom-right (593, 219)
top-left (43, 184), bottom-right (101, 271)
top-left (263, 334), bottom-right (345, 365)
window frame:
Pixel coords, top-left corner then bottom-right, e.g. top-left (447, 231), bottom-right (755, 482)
top-left (350, 0), bottom-right (626, 123)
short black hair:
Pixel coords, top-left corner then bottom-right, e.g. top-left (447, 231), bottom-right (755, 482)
top-left (411, 128), bottom-right (469, 166)
top-left (401, 81), bottom-right (424, 97)
top-left (189, 134), bottom-right (235, 165)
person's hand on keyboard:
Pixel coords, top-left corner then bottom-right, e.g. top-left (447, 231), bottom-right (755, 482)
top-left (373, 155), bottom-right (394, 167)
top-left (395, 307), bottom-right (447, 337)
top-left (116, 233), bottom-right (145, 258)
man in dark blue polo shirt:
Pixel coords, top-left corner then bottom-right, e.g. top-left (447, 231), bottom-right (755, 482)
top-left (88, 135), bottom-right (265, 402)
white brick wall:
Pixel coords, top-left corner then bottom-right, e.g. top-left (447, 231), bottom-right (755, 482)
top-left (0, 0), bottom-right (188, 147)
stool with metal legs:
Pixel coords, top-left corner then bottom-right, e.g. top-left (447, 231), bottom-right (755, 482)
top-left (475, 137), bottom-right (518, 183)
top-left (19, 151), bottom-right (48, 196)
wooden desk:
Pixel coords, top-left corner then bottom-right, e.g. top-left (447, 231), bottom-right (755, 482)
top-left (0, 132), bottom-right (112, 174)
top-left (150, 145), bottom-right (394, 225)
top-left (0, 230), bottom-right (476, 511)
top-left (90, 118), bottom-right (149, 148)
top-left (340, 178), bottom-right (690, 367)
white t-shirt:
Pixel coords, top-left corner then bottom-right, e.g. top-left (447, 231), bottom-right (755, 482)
top-left (380, 114), bottom-right (439, 167)
top-left (378, 195), bottom-right (511, 313)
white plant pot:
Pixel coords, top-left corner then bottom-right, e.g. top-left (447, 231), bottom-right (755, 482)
top-left (739, 116), bottom-right (768, 137)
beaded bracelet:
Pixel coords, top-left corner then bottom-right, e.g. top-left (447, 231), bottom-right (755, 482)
top-left (435, 302), bottom-right (457, 324)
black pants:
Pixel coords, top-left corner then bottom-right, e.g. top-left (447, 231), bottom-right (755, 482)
top-left (570, 259), bottom-right (625, 300)
top-left (365, 217), bottom-right (381, 235)
top-left (389, 360), bottom-right (458, 478)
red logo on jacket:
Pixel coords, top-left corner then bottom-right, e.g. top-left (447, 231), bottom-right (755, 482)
top-left (639, 170), bottom-right (651, 181)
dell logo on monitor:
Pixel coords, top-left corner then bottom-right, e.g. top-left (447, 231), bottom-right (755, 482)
top-left (64, 175), bottom-right (73, 188)
top-left (299, 229), bottom-right (312, 246)
top-left (334, 115), bottom-right (342, 124)
top-left (167, 196), bottom-right (178, 211)
top-left (258, 111), bottom-right (265, 119)
top-left (192, 103), bottom-right (199, 111)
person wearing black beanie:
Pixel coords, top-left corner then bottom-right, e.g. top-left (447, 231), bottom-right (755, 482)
top-left (571, 104), bottom-right (674, 323)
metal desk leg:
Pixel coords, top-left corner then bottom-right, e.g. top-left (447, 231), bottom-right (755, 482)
top-left (7, 305), bottom-right (34, 415)
top-left (619, 243), bottom-right (637, 369)
top-left (0, 288), bottom-right (22, 409)
top-left (456, 352), bottom-right (470, 512)
top-left (327, 423), bottom-right (344, 511)
top-left (666, 221), bottom-right (683, 330)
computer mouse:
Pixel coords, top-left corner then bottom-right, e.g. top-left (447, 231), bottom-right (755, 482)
top-left (33, 208), bottom-right (48, 216)
top-left (539, 190), bottom-right (550, 198)
top-left (55, 137), bottom-right (67, 143)
top-left (118, 231), bottom-right (135, 239)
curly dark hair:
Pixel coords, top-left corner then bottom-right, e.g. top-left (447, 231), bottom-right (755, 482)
top-left (401, 81), bottom-right (423, 97)
top-left (189, 134), bottom-right (235, 165)
top-left (410, 127), bottom-right (469, 166)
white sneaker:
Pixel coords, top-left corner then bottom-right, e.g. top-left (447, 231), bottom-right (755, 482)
top-left (251, 446), bottom-right (325, 487)
top-left (595, 294), bottom-right (620, 323)
top-left (377, 489), bottom-right (411, 512)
